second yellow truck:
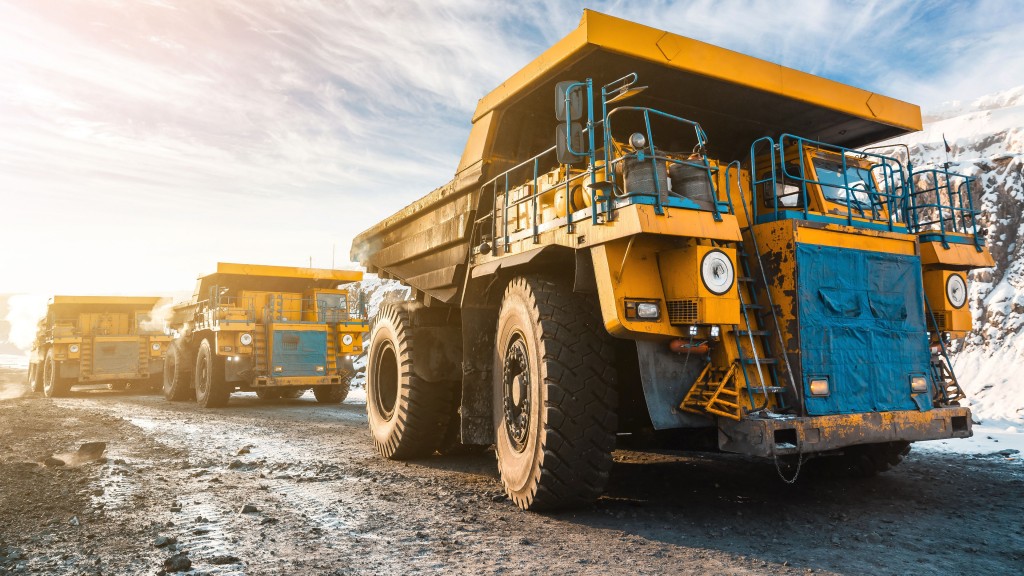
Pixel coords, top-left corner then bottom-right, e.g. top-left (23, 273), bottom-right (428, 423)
top-left (162, 263), bottom-right (367, 407)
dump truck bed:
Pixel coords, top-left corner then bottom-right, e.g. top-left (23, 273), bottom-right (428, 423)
top-left (350, 9), bottom-right (922, 303)
top-left (48, 295), bottom-right (165, 315)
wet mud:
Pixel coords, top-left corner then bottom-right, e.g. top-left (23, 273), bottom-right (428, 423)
top-left (1, 367), bottom-right (1022, 575)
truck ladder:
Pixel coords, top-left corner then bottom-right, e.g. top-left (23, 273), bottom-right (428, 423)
top-left (733, 245), bottom-right (789, 412)
top-left (137, 340), bottom-right (149, 377)
top-left (325, 326), bottom-right (338, 374)
top-left (80, 339), bottom-right (93, 378)
top-left (731, 160), bottom-right (799, 413)
top-left (924, 296), bottom-right (967, 405)
top-left (252, 308), bottom-right (270, 378)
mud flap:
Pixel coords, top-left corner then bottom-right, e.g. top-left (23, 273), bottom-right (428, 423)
top-left (635, 340), bottom-right (713, 429)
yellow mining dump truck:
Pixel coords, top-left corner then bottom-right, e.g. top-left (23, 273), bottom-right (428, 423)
top-left (351, 11), bottom-right (993, 510)
top-left (162, 263), bottom-right (367, 408)
top-left (27, 296), bottom-right (171, 397)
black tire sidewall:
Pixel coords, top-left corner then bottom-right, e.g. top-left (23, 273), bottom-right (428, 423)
top-left (194, 339), bottom-right (226, 407)
top-left (42, 349), bottom-right (64, 398)
top-left (163, 342), bottom-right (191, 401)
top-left (367, 319), bottom-right (403, 447)
top-left (314, 384), bottom-right (347, 404)
top-left (28, 364), bottom-right (39, 393)
top-left (493, 279), bottom-right (546, 499)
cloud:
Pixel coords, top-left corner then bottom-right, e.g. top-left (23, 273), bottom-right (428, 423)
top-left (0, 0), bottom-right (1021, 295)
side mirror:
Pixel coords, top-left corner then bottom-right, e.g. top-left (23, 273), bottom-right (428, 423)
top-left (556, 122), bottom-right (586, 165)
top-left (555, 80), bottom-right (583, 122)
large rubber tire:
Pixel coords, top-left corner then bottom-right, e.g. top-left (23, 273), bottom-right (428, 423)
top-left (366, 303), bottom-right (455, 459)
top-left (194, 339), bottom-right (230, 408)
top-left (493, 276), bottom-right (618, 511)
top-left (163, 342), bottom-right (193, 401)
top-left (822, 441), bottom-right (912, 477)
top-left (314, 356), bottom-right (352, 404)
top-left (28, 363), bottom-right (42, 394)
top-left (313, 384), bottom-right (347, 404)
top-left (42, 349), bottom-right (71, 398)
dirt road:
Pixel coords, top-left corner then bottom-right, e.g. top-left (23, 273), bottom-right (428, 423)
top-left (1, 366), bottom-right (1022, 575)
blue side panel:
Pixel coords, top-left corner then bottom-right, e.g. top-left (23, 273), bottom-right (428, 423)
top-left (797, 244), bottom-right (931, 415)
top-left (271, 330), bottom-right (327, 376)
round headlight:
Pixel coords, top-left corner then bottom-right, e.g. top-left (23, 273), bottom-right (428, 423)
top-left (151, 343), bottom-right (161, 351)
top-left (69, 344), bottom-right (80, 353)
top-left (240, 333), bottom-right (253, 346)
top-left (628, 132), bottom-right (647, 149)
top-left (342, 334), bottom-right (354, 346)
top-left (700, 249), bottom-right (735, 295)
top-left (946, 273), bottom-right (967, 309)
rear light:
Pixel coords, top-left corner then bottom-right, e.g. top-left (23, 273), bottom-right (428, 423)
top-left (809, 378), bottom-right (830, 397)
top-left (911, 376), bottom-right (928, 393)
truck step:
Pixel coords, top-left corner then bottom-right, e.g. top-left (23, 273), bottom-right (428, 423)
top-left (741, 357), bottom-right (777, 365)
top-left (747, 386), bottom-right (787, 394)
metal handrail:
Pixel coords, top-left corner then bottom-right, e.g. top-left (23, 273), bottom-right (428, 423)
top-left (907, 167), bottom-right (983, 250)
top-left (749, 134), bottom-right (909, 230)
top-left (479, 73), bottom-right (731, 250)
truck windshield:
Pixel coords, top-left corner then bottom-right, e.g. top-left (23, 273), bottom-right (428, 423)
top-left (317, 293), bottom-right (348, 322)
top-left (812, 157), bottom-right (877, 207)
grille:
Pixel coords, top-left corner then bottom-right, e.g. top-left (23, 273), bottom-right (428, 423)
top-left (667, 299), bottom-right (699, 325)
top-left (931, 312), bottom-right (947, 331)
top-left (92, 341), bottom-right (139, 375)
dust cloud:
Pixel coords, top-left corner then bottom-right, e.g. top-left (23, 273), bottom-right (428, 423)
top-left (0, 366), bottom-right (28, 400)
top-left (0, 381), bottom-right (27, 400)
top-left (4, 293), bottom-right (49, 351)
top-left (139, 298), bottom-right (175, 333)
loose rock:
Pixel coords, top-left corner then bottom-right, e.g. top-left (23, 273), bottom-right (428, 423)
top-left (208, 555), bottom-right (241, 565)
top-left (163, 552), bottom-right (191, 573)
top-left (154, 536), bottom-right (177, 548)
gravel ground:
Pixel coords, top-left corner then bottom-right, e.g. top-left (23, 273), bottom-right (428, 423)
top-left (1, 366), bottom-right (1022, 575)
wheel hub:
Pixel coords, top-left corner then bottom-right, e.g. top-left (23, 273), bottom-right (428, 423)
top-left (503, 336), bottom-right (531, 452)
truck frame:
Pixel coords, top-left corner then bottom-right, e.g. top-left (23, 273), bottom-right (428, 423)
top-left (162, 263), bottom-right (367, 407)
top-left (27, 296), bottom-right (170, 397)
top-left (351, 11), bottom-right (993, 510)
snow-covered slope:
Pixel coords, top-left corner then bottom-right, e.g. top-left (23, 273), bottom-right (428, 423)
top-left (884, 86), bottom-right (1024, 428)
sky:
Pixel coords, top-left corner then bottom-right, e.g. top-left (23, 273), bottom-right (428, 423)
top-left (1, 0), bottom-right (1023, 298)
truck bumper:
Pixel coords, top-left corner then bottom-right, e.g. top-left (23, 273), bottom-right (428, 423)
top-left (254, 375), bottom-right (342, 387)
top-left (717, 407), bottom-right (972, 458)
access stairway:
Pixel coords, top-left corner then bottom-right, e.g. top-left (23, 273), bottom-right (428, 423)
top-left (680, 243), bottom-right (791, 420)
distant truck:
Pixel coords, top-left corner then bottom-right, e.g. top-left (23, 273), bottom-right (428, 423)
top-left (351, 10), bottom-right (992, 510)
top-left (162, 262), bottom-right (367, 407)
top-left (27, 296), bottom-right (171, 397)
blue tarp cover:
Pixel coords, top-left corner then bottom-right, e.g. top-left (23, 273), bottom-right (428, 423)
top-left (797, 244), bottom-right (930, 415)
top-left (271, 330), bottom-right (328, 377)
